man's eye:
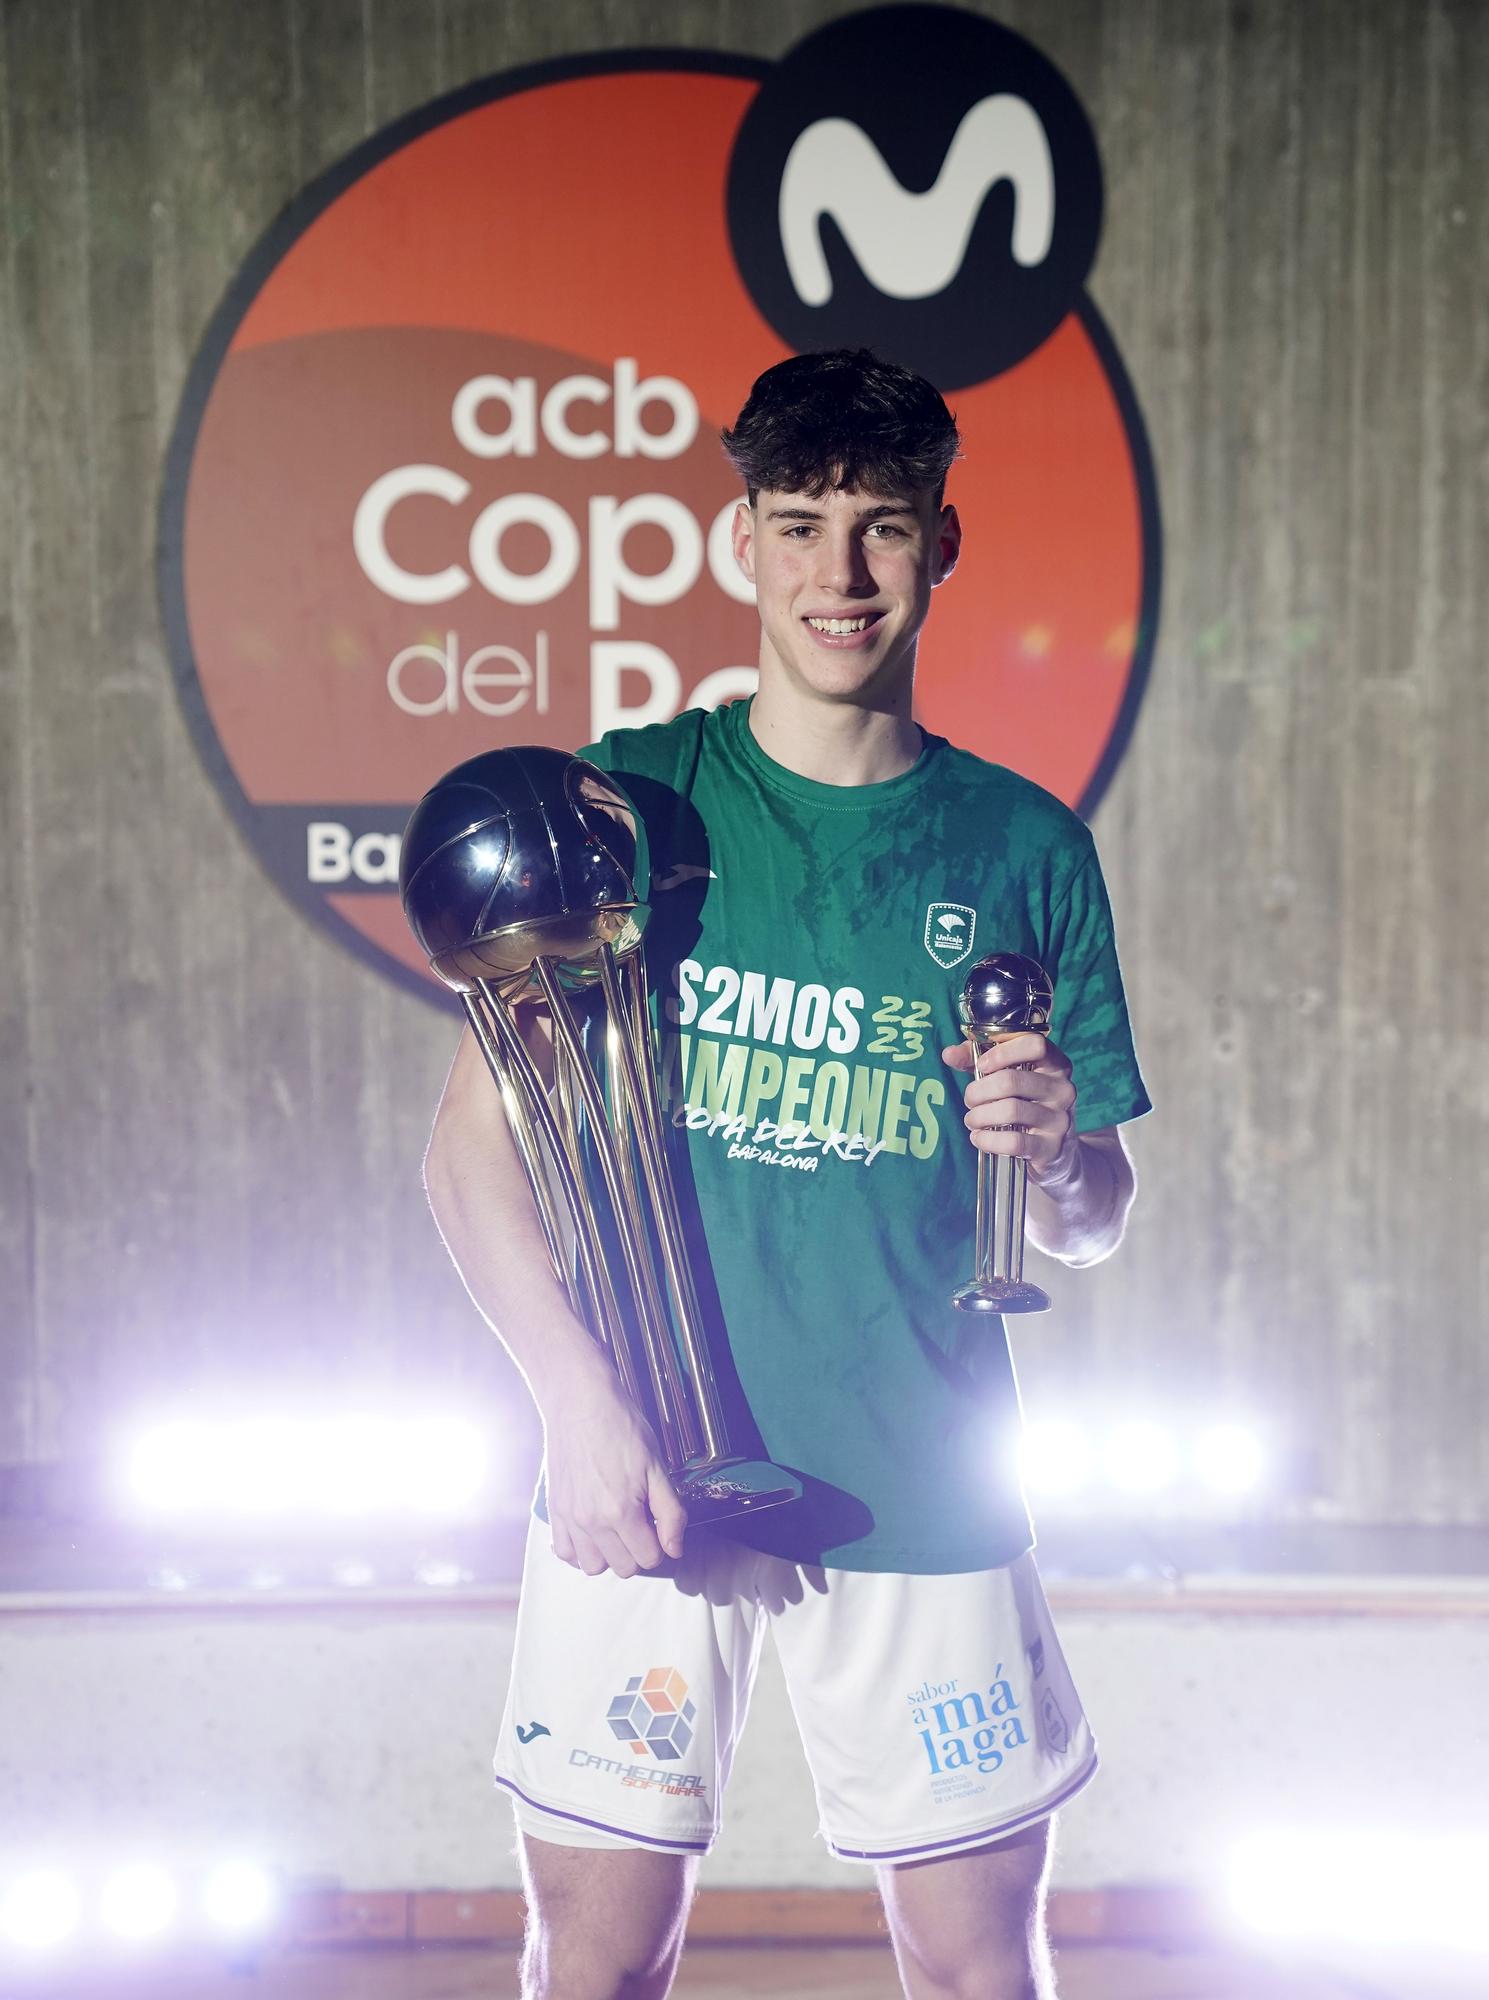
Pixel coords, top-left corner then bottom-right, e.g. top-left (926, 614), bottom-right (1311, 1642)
top-left (869, 523), bottom-right (906, 539)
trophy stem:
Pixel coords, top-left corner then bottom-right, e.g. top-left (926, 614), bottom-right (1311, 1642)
top-left (951, 1025), bottom-right (1051, 1316)
top-left (533, 957), bottom-right (693, 1470)
top-left (1008, 1157), bottom-right (1029, 1283)
top-left (601, 983), bottom-right (705, 1467)
top-left (461, 991), bottom-right (571, 1300)
top-left (469, 982), bottom-right (642, 1395)
top-left (974, 1147), bottom-right (992, 1286)
top-left (603, 945), bottom-right (731, 1468)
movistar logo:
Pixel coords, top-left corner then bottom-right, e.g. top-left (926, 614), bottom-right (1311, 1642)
top-left (779, 97), bottom-right (1055, 307)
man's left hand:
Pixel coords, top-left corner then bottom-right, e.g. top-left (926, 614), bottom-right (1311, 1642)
top-left (941, 1032), bottom-right (1078, 1177)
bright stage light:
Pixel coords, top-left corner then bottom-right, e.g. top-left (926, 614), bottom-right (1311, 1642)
top-left (216, 1418), bottom-right (312, 1516)
top-left (123, 1421), bottom-right (217, 1514)
top-left (1019, 1421), bottom-right (1093, 1497)
top-left (310, 1415), bottom-right (396, 1514)
top-left (119, 1409), bottom-right (492, 1522)
top-left (202, 1861), bottom-right (274, 1934)
top-left (99, 1862), bottom-right (177, 1941)
top-left (1228, 1830), bottom-right (1489, 1954)
top-left (400, 1417), bottom-right (488, 1513)
top-left (1014, 1410), bottom-right (1272, 1514)
top-left (0, 1870), bottom-right (81, 1951)
top-left (1194, 1422), bottom-right (1264, 1495)
top-left (416, 1558), bottom-right (469, 1587)
top-left (1103, 1420), bottom-right (1179, 1494)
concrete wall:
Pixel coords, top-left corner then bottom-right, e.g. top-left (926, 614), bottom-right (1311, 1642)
top-left (1, 0), bottom-right (1486, 1539)
top-left (3, 1593), bottom-right (1484, 1892)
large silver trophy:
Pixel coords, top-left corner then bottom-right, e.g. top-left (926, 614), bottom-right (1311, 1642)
top-left (951, 952), bottom-right (1055, 1317)
top-left (400, 747), bottom-right (800, 1525)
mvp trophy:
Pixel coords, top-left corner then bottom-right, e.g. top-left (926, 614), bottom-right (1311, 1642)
top-left (951, 952), bottom-right (1055, 1317)
top-left (400, 746), bottom-right (800, 1525)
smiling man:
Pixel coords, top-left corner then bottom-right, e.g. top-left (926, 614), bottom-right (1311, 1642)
top-left (424, 349), bottom-right (1151, 2000)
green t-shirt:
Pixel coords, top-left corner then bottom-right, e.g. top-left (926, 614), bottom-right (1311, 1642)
top-left (575, 696), bottom-right (1150, 1573)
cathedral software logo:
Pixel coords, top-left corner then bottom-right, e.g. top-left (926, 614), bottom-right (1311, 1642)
top-left (607, 1667), bottom-right (698, 1761)
top-left (159, 5), bottom-right (1160, 1002)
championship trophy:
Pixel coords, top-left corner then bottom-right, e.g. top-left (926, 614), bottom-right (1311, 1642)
top-left (400, 746), bottom-right (800, 1524)
top-left (951, 952), bottom-right (1055, 1317)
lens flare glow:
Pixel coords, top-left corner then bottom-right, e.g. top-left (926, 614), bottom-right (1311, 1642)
top-left (1228, 1830), bottom-right (1489, 1953)
top-left (123, 1422), bottom-right (218, 1514)
top-left (1194, 1423), bottom-right (1264, 1496)
top-left (312, 1416), bottom-right (398, 1515)
top-left (401, 1417), bottom-right (489, 1513)
top-left (99, 1862), bottom-right (178, 1941)
top-left (1019, 1421), bottom-right (1093, 1497)
top-left (218, 1419), bottom-right (312, 1516)
top-left (1103, 1420), bottom-right (1180, 1494)
top-left (202, 1861), bottom-right (275, 1934)
top-left (0, 1871), bottom-right (82, 1951)
top-left (119, 1411), bottom-right (490, 1522)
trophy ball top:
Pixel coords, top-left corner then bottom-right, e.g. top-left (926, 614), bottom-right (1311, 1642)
top-left (399, 747), bottom-right (648, 984)
top-left (958, 953), bottom-right (1054, 1037)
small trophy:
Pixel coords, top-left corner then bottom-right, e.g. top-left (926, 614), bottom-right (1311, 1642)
top-left (951, 952), bottom-right (1054, 1316)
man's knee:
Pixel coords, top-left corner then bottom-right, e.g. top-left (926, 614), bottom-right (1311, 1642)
top-left (878, 1817), bottom-right (1056, 1999)
top-left (519, 1835), bottom-right (696, 2000)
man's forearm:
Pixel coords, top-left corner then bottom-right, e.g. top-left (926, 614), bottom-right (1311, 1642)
top-left (424, 1027), bottom-right (686, 1576)
top-left (423, 1033), bottom-right (617, 1422)
top-left (1025, 1128), bottom-right (1135, 1267)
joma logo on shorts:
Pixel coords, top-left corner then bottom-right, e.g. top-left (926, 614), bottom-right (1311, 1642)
top-left (908, 1666), bottom-right (1030, 1777)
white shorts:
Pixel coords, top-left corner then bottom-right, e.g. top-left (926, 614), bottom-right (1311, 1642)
top-left (493, 1516), bottom-right (1096, 1866)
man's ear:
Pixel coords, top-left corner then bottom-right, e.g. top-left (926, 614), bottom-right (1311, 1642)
top-left (730, 497), bottom-right (757, 585)
top-left (932, 503), bottom-right (962, 587)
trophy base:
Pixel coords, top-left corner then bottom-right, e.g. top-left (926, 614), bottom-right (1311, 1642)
top-left (951, 1279), bottom-right (1052, 1316)
top-left (676, 1456), bottom-right (802, 1526)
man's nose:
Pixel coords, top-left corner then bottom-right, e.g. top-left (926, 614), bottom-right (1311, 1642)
top-left (815, 532), bottom-right (874, 597)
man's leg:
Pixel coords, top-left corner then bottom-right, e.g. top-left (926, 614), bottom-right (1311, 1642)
top-left (876, 1816), bottom-right (1058, 2000)
top-left (518, 1834), bottom-right (698, 2000)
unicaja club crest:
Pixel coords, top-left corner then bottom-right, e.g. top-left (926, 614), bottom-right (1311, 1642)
top-left (607, 1667), bottom-right (697, 1761)
top-left (925, 902), bottom-right (977, 970)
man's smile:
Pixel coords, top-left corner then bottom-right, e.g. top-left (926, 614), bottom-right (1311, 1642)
top-left (802, 609), bottom-right (888, 647)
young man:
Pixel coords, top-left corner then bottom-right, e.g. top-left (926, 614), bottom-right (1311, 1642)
top-left (424, 349), bottom-right (1150, 2000)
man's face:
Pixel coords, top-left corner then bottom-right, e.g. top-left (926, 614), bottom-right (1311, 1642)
top-left (731, 483), bottom-right (961, 706)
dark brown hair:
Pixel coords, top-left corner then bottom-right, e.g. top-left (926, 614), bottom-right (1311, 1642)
top-left (720, 348), bottom-right (960, 507)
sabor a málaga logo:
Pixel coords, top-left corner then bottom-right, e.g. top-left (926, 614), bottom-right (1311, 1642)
top-left (159, 5), bottom-right (1160, 1003)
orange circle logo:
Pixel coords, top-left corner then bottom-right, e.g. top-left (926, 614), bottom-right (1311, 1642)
top-left (160, 13), bottom-right (1159, 1002)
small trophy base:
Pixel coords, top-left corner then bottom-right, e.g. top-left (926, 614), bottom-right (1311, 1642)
top-left (676, 1457), bottom-right (802, 1526)
top-left (951, 1279), bottom-right (1052, 1316)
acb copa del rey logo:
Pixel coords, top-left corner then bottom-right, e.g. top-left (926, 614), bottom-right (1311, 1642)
top-left (159, 4), bottom-right (1160, 1002)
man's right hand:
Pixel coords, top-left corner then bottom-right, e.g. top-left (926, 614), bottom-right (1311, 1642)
top-left (424, 1022), bottom-right (689, 1579)
top-left (542, 1369), bottom-right (688, 1579)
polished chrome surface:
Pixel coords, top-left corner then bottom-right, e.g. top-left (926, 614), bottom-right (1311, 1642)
top-left (952, 952), bottom-right (1055, 1318)
top-left (400, 746), bottom-right (647, 995)
top-left (957, 951), bottom-right (1055, 1041)
top-left (401, 748), bottom-right (800, 1525)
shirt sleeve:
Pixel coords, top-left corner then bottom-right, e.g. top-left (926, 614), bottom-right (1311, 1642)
top-left (1042, 845), bottom-right (1152, 1132)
